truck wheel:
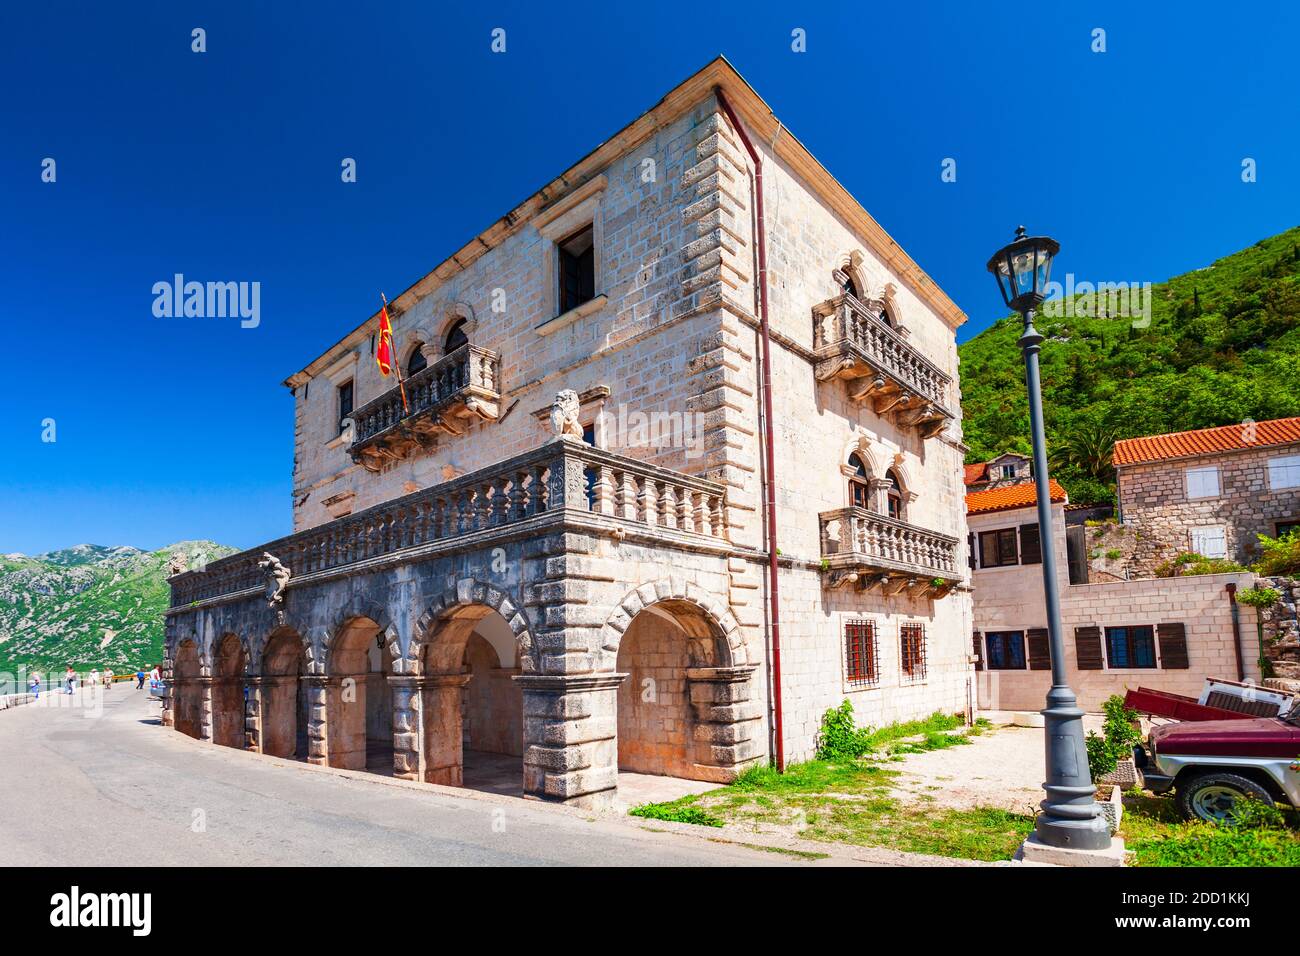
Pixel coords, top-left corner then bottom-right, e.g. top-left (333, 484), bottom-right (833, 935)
top-left (1176, 772), bottom-right (1274, 824)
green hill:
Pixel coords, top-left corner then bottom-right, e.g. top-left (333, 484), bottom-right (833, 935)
top-left (0, 541), bottom-right (237, 684)
top-left (958, 225), bottom-right (1300, 503)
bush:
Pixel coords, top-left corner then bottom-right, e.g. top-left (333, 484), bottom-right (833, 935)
top-left (1236, 585), bottom-right (1282, 609)
top-left (1254, 531), bottom-right (1300, 577)
top-left (1155, 551), bottom-right (1246, 577)
top-left (816, 700), bottom-right (871, 759)
top-left (1086, 695), bottom-right (1143, 781)
top-left (628, 802), bottom-right (723, 827)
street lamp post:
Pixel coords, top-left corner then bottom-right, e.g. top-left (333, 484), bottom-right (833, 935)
top-left (987, 226), bottom-right (1111, 851)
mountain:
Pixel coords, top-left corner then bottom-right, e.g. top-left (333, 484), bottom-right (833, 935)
top-left (958, 225), bottom-right (1300, 503)
top-left (0, 541), bottom-right (237, 680)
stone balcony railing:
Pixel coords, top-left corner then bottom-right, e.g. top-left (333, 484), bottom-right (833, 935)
top-left (168, 440), bottom-right (728, 609)
top-left (811, 293), bottom-right (955, 438)
top-left (819, 506), bottom-right (961, 598)
top-left (348, 344), bottom-right (501, 472)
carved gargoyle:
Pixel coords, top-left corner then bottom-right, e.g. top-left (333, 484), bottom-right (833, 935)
top-left (549, 389), bottom-right (584, 441)
top-left (257, 552), bottom-right (291, 609)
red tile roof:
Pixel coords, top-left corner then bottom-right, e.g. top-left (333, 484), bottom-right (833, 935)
top-left (965, 479), bottom-right (1068, 516)
top-left (1112, 416), bottom-right (1300, 467)
top-left (963, 462), bottom-right (988, 486)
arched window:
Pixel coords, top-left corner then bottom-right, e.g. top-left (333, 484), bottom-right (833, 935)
top-left (848, 454), bottom-right (871, 509)
top-left (885, 469), bottom-right (904, 519)
top-left (877, 305), bottom-right (896, 329)
top-left (839, 270), bottom-right (861, 299)
top-left (406, 344), bottom-right (428, 377)
top-left (444, 318), bottom-right (469, 354)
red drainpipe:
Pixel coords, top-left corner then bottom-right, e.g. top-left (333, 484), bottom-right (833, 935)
top-left (714, 86), bottom-right (784, 772)
top-left (1225, 582), bottom-right (1246, 682)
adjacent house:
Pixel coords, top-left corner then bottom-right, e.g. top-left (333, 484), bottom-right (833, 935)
top-left (1114, 416), bottom-right (1300, 574)
top-left (162, 57), bottom-right (974, 807)
top-left (965, 461), bottom-right (1259, 712)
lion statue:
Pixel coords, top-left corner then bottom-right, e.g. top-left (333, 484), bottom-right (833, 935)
top-left (549, 389), bottom-right (584, 441)
top-left (257, 552), bottom-right (291, 609)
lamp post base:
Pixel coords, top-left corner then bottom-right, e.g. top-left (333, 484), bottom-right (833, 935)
top-left (1035, 684), bottom-right (1112, 850)
top-left (1018, 833), bottom-right (1127, 867)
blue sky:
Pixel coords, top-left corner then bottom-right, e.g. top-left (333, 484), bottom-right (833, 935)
top-left (1, 1), bottom-right (1296, 555)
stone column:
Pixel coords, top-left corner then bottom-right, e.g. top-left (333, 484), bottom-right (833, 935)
top-left (197, 676), bottom-right (214, 742)
top-left (301, 674), bottom-right (331, 766)
top-left (869, 477), bottom-right (894, 517)
top-left (687, 665), bottom-right (765, 782)
top-left (244, 677), bottom-right (264, 752)
top-left (388, 675), bottom-right (423, 781)
top-left (420, 674), bottom-right (472, 785)
top-left (516, 673), bottom-right (626, 809)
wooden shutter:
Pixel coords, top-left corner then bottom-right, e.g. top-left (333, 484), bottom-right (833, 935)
top-left (1026, 628), bottom-right (1051, 670)
top-left (968, 533), bottom-right (977, 570)
top-left (1157, 622), bottom-right (1190, 669)
top-left (1075, 625), bottom-right (1104, 670)
top-left (1020, 523), bottom-right (1042, 565)
top-left (972, 630), bottom-right (983, 670)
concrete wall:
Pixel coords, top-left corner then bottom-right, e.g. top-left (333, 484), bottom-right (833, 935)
top-left (1118, 444), bottom-right (1300, 573)
top-left (970, 502), bottom-right (1260, 712)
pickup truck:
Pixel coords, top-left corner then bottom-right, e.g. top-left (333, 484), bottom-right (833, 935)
top-left (1137, 697), bottom-right (1300, 823)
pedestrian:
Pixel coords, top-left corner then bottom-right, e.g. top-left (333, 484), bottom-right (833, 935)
top-left (89, 668), bottom-right (100, 690)
top-left (103, 668), bottom-right (113, 689)
top-left (135, 669), bottom-right (146, 690)
top-left (150, 664), bottom-right (161, 684)
top-left (29, 673), bottom-right (40, 700)
top-left (64, 665), bottom-right (75, 695)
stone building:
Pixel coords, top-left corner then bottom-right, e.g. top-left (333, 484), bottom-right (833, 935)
top-left (162, 57), bottom-right (974, 807)
top-left (1114, 416), bottom-right (1300, 574)
top-left (966, 481), bottom-right (1261, 712)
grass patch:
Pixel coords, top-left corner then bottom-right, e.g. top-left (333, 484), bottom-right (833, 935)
top-left (1121, 794), bottom-right (1300, 867)
top-left (803, 800), bottom-right (1033, 862)
top-left (628, 799), bottom-right (723, 828)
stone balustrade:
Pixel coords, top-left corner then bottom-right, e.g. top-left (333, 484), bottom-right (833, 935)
top-left (349, 344), bottom-right (502, 471)
top-left (812, 293), bottom-right (954, 437)
top-left (169, 440), bottom-right (728, 608)
top-left (819, 506), bottom-right (961, 596)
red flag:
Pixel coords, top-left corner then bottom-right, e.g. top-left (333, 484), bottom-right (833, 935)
top-left (376, 296), bottom-right (408, 413)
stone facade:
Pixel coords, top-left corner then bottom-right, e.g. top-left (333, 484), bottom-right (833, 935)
top-left (970, 499), bottom-right (1261, 712)
top-left (163, 58), bottom-right (974, 805)
top-left (1117, 444), bottom-right (1300, 575)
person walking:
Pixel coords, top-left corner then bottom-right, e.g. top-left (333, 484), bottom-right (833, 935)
top-left (64, 665), bottom-right (75, 695)
top-left (135, 669), bottom-right (146, 690)
top-left (88, 668), bottom-right (100, 691)
top-left (29, 673), bottom-right (41, 700)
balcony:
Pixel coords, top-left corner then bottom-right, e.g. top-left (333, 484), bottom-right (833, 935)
top-left (348, 344), bottom-right (501, 472)
top-left (169, 441), bottom-right (728, 609)
top-left (811, 294), bottom-right (955, 438)
top-left (819, 506), bottom-right (961, 598)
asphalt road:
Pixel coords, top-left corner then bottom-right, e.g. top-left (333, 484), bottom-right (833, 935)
top-left (0, 685), bottom-right (796, 866)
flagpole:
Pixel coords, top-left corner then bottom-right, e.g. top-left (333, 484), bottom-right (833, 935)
top-left (380, 292), bottom-right (410, 414)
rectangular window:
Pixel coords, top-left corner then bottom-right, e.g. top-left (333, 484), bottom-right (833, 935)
top-left (984, 631), bottom-right (1026, 670)
top-left (900, 623), bottom-right (927, 682)
top-left (337, 380), bottom-right (354, 435)
top-left (1019, 523), bottom-right (1042, 565)
top-left (1186, 465), bottom-right (1220, 499)
top-left (1189, 525), bottom-right (1227, 558)
top-left (978, 528), bottom-right (1019, 567)
top-left (844, 620), bottom-right (879, 687)
top-left (1105, 625), bottom-right (1157, 669)
top-left (1000, 464), bottom-right (1017, 479)
top-left (558, 224), bottom-right (595, 314)
top-left (1268, 454), bottom-right (1300, 490)
top-left (1277, 520), bottom-right (1300, 539)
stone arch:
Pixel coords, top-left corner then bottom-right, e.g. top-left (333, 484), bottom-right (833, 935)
top-left (211, 633), bottom-right (247, 749)
top-left (323, 599), bottom-right (402, 675)
top-left (260, 625), bottom-right (310, 759)
top-left (412, 578), bottom-right (533, 675)
top-left (172, 637), bottom-right (203, 741)
top-left (596, 579), bottom-right (747, 673)
top-left (323, 607), bottom-right (397, 773)
top-left (840, 434), bottom-right (888, 479)
top-left (833, 250), bottom-right (870, 301)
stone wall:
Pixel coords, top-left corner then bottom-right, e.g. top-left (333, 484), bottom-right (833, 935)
top-left (1117, 445), bottom-right (1300, 574)
top-left (971, 501), bottom-right (1260, 711)
top-left (1255, 575), bottom-right (1300, 688)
